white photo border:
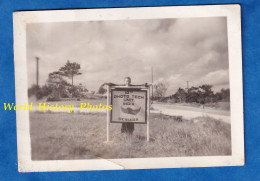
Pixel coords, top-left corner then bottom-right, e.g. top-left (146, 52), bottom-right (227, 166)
top-left (13, 5), bottom-right (244, 172)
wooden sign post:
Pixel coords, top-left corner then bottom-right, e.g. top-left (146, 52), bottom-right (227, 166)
top-left (106, 85), bottom-right (151, 142)
top-left (147, 87), bottom-right (150, 142)
top-left (106, 85), bottom-right (111, 142)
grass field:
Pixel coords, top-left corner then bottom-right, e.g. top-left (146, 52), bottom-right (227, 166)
top-left (30, 111), bottom-right (231, 160)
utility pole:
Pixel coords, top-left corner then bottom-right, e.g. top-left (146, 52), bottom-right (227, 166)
top-left (151, 66), bottom-right (153, 103)
top-left (36, 57), bottom-right (39, 88)
top-left (186, 81), bottom-right (189, 89)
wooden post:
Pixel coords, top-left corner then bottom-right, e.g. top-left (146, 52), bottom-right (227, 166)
top-left (147, 87), bottom-right (150, 142)
top-left (106, 85), bottom-right (110, 142)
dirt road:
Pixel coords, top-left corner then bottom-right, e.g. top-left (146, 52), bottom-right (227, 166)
top-left (151, 103), bottom-right (230, 124)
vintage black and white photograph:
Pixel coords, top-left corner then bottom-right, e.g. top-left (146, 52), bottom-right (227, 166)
top-left (13, 5), bottom-right (244, 172)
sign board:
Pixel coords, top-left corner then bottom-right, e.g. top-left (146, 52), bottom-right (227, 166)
top-left (110, 88), bottom-right (147, 124)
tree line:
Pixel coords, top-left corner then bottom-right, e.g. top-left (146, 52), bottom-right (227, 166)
top-left (153, 83), bottom-right (230, 104)
top-left (28, 60), bottom-right (230, 104)
top-left (98, 81), bottom-right (229, 104)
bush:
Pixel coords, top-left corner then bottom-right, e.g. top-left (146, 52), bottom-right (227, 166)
top-left (46, 97), bottom-right (61, 102)
top-left (36, 86), bottom-right (52, 100)
top-left (28, 85), bottom-right (39, 97)
top-left (68, 86), bottom-right (82, 98)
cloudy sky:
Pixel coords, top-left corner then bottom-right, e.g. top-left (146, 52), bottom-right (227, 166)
top-left (27, 17), bottom-right (229, 94)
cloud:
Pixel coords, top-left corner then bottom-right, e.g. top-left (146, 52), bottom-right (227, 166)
top-left (198, 69), bottom-right (229, 85)
top-left (27, 17), bottom-right (229, 94)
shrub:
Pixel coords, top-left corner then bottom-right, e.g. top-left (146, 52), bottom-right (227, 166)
top-left (28, 85), bottom-right (39, 97)
top-left (46, 97), bottom-right (61, 102)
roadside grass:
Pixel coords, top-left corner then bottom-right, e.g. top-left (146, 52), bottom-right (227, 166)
top-left (205, 101), bottom-right (230, 111)
top-left (30, 112), bottom-right (231, 160)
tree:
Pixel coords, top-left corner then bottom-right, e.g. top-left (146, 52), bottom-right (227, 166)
top-left (220, 88), bottom-right (230, 101)
top-left (198, 84), bottom-right (214, 104)
top-left (173, 88), bottom-right (187, 103)
top-left (97, 84), bottom-right (107, 94)
top-left (186, 86), bottom-right (199, 103)
top-left (59, 60), bottom-right (82, 86)
top-left (28, 84), bottom-right (40, 98)
top-left (47, 71), bottom-right (71, 98)
top-left (36, 85), bottom-right (52, 100)
top-left (28, 84), bottom-right (52, 100)
top-left (154, 82), bottom-right (168, 100)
